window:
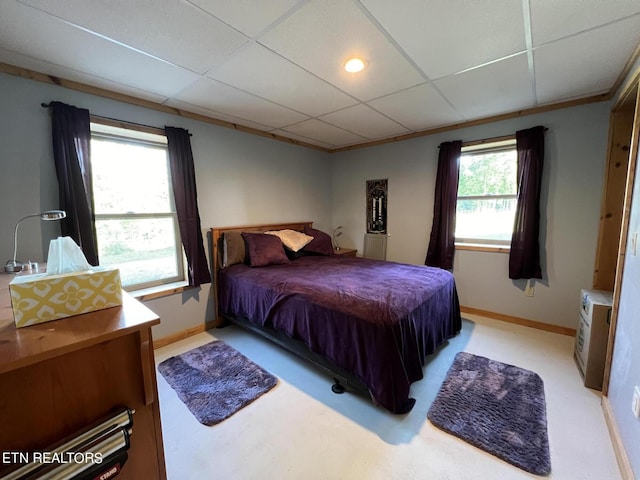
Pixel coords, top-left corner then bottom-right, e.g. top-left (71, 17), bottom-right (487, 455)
top-left (455, 138), bottom-right (517, 247)
top-left (90, 122), bottom-right (185, 290)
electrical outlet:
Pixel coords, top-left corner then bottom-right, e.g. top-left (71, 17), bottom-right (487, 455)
top-left (632, 233), bottom-right (638, 256)
top-left (525, 280), bottom-right (534, 297)
top-left (633, 386), bottom-right (640, 419)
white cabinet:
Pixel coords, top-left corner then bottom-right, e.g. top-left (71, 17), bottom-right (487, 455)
top-left (574, 289), bottom-right (613, 390)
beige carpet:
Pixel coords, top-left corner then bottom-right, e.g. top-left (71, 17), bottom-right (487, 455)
top-left (155, 314), bottom-right (621, 480)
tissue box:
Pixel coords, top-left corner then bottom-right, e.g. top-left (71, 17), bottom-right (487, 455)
top-left (9, 268), bottom-right (123, 328)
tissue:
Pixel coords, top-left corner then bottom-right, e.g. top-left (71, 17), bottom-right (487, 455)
top-left (46, 236), bottom-right (92, 274)
top-left (8, 237), bottom-right (122, 328)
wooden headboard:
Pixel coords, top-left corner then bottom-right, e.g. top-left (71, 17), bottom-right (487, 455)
top-left (210, 221), bottom-right (313, 325)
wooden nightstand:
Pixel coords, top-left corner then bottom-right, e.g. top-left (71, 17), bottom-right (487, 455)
top-left (333, 247), bottom-right (357, 257)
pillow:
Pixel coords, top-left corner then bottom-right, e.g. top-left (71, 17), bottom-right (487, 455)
top-left (222, 231), bottom-right (246, 268)
top-left (303, 226), bottom-right (334, 256)
top-left (241, 232), bottom-right (290, 267)
top-left (265, 229), bottom-right (314, 252)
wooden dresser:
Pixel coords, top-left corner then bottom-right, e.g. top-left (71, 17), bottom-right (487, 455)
top-left (0, 271), bottom-right (167, 479)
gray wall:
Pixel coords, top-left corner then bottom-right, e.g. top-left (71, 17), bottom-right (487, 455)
top-left (608, 149), bottom-right (640, 476)
top-left (331, 101), bottom-right (611, 329)
top-left (0, 72), bottom-right (332, 339)
top-left (0, 71), bottom-right (611, 333)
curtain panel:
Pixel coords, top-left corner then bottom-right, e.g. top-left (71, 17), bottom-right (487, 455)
top-left (50, 101), bottom-right (99, 266)
top-left (425, 140), bottom-right (462, 270)
top-left (165, 127), bottom-right (211, 287)
top-left (509, 126), bottom-right (545, 279)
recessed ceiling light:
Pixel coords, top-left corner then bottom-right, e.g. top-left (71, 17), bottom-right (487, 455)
top-left (344, 57), bottom-right (366, 73)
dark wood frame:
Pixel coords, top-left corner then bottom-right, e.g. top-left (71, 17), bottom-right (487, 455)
top-left (210, 222), bottom-right (370, 397)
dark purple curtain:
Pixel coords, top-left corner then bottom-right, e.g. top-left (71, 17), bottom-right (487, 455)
top-left (509, 126), bottom-right (545, 279)
top-left (165, 127), bottom-right (211, 287)
top-left (50, 101), bottom-right (99, 265)
top-left (425, 140), bottom-right (462, 270)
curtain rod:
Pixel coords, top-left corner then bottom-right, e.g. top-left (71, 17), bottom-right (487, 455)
top-left (438, 127), bottom-right (549, 148)
top-left (41, 103), bottom-right (191, 136)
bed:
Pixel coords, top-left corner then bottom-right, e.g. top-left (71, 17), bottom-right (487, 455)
top-left (211, 222), bottom-right (461, 414)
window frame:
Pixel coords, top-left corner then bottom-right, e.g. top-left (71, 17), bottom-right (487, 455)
top-left (455, 137), bottom-right (517, 250)
top-left (89, 120), bottom-right (186, 291)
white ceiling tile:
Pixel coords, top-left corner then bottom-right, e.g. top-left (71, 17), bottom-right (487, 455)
top-left (1, 0), bottom-right (638, 149)
top-left (165, 99), bottom-right (275, 132)
top-left (208, 43), bottom-right (357, 116)
top-left (530, 0), bottom-right (640, 46)
top-left (535, 16), bottom-right (640, 104)
top-left (435, 54), bottom-right (533, 120)
top-left (173, 77), bottom-right (308, 128)
top-left (0, 49), bottom-right (170, 104)
top-left (282, 119), bottom-right (367, 146)
top-left (18, 0), bottom-right (249, 74)
top-left (361, 0), bottom-right (526, 79)
top-left (188, 0), bottom-right (301, 37)
top-left (270, 129), bottom-right (335, 149)
top-left (319, 104), bottom-right (409, 140)
top-left (259, 0), bottom-right (424, 101)
top-left (368, 83), bottom-right (464, 131)
top-left (0, 1), bottom-right (200, 97)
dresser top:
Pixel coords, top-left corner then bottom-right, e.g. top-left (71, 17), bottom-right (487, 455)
top-left (0, 270), bottom-right (159, 374)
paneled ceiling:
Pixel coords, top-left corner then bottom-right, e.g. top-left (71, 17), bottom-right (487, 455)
top-left (1, 0), bottom-right (639, 150)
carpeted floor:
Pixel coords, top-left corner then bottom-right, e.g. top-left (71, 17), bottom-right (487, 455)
top-left (155, 314), bottom-right (621, 479)
top-left (428, 351), bottom-right (551, 475)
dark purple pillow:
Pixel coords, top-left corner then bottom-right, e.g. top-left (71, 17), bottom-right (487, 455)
top-left (303, 226), bottom-right (334, 256)
top-left (241, 232), bottom-right (290, 267)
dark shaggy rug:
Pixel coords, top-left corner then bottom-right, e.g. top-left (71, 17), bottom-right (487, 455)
top-left (427, 352), bottom-right (551, 476)
top-left (158, 341), bottom-right (278, 426)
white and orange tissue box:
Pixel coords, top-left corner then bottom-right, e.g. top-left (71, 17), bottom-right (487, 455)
top-left (9, 267), bottom-right (123, 328)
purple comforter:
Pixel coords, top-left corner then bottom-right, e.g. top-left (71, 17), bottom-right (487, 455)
top-left (219, 255), bottom-right (461, 413)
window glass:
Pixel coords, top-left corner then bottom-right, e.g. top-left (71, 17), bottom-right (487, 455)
top-left (92, 138), bottom-right (171, 214)
top-left (90, 123), bottom-right (184, 289)
top-left (456, 140), bottom-right (517, 245)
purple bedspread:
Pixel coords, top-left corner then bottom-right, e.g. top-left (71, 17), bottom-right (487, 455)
top-left (219, 255), bottom-right (461, 413)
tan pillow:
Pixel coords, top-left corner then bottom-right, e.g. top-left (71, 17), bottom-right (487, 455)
top-left (223, 231), bottom-right (246, 268)
top-left (265, 229), bottom-right (314, 252)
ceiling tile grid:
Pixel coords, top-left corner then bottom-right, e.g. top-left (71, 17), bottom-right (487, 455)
top-left (173, 76), bottom-right (309, 128)
top-left (187, 0), bottom-right (303, 38)
top-left (319, 104), bottom-right (410, 140)
top-left (360, 0), bottom-right (527, 80)
top-left (0, 47), bottom-right (170, 105)
top-left (282, 118), bottom-right (367, 147)
top-left (529, 0), bottom-right (640, 47)
top-left (206, 42), bottom-right (358, 117)
top-left (435, 53), bottom-right (535, 120)
top-left (1, 0), bottom-right (639, 148)
top-left (534, 14), bottom-right (640, 104)
top-left (1, 1), bottom-right (200, 98)
top-left (164, 98), bottom-right (277, 133)
top-left (18, 0), bottom-right (250, 74)
top-left (257, 0), bottom-right (427, 100)
top-left (367, 83), bottom-right (464, 131)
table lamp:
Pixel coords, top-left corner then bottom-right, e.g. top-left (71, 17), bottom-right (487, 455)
top-left (4, 210), bottom-right (66, 273)
top-left (333, 226), bottom-right (343, 250)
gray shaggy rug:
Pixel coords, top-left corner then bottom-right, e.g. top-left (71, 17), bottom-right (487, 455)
top-left (158, 341), bottom-right (278, 426)
top-left (427, 352), bottom-right (551, 476)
